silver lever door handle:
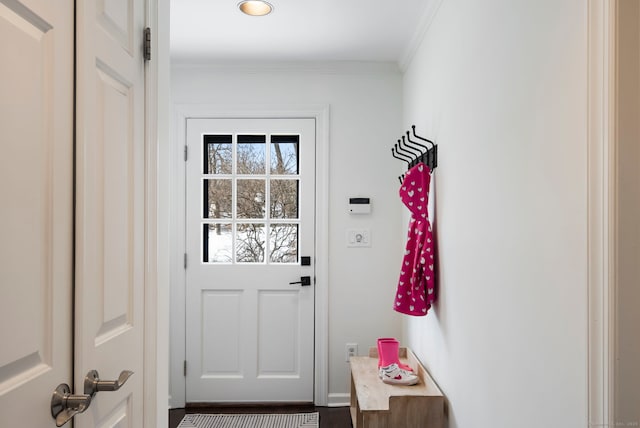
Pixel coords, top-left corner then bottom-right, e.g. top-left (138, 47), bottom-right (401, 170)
top-left (84, 370), bottom-right (134, 397)
top-left (51, 384), bottom-right (92, 427)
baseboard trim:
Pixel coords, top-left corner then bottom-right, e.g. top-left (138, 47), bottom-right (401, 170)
top-left (327, 393), bottom-right (350, 408)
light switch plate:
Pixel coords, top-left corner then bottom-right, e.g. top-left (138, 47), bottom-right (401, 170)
top-left (347, 229), bottom-right (371, 247)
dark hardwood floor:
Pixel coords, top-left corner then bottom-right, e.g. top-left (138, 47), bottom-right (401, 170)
top-left (169, 404), bottom-right (352, 428)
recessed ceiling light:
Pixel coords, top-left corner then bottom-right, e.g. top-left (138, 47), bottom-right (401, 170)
top-left (238, 0), bottom-right (273, 16)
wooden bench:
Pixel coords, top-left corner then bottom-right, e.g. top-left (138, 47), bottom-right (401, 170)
top-left (349, 347), bottom-right (444, 428)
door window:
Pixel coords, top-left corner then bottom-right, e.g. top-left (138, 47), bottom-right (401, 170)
top-left (202, 134), bottom-right (301, 264)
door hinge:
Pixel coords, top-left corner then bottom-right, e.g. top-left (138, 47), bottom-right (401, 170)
top-left (184, 145), bottom-right (188, 161)
top-left (144, 27), bottom-right (151, 61)
top-left (184, 253), bottom-right (187, 269)
top-left (183, 360), bottom-right (187, 377)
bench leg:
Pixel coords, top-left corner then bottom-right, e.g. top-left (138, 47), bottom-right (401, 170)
top-left (363, 412), bottom-right (389, 428)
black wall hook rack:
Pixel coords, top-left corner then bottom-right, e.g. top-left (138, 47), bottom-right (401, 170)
top-left (391, 125), bottom-right (437, 183)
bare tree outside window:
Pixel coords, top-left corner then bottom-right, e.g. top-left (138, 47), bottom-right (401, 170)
top-left (269, 136), bottom-right (300, 263)
top-left (202, 134), bottom-right (300, 264)
top-left (269, 224), bottom-right (298, 263)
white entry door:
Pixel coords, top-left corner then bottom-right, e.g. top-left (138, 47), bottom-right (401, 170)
top-left (185, 118), bottom-right (316, 403)
top-left (0, 0), bottom-right (148, 425)
top-left (0, 0), bottom-right (74, 426)
top-left (74, 0), bottom-right (146, 426)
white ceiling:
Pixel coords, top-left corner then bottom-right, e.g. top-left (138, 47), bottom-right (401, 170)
top-left (170, 0), bottom-right (438, 65)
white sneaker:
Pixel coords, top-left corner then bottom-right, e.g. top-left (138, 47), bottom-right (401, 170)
top-left (377, 364), bottom-right (414, 379)
top-left (379, 363), bottom-right (419, 386)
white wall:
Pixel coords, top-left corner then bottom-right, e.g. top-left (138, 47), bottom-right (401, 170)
top-left (170, 62), bottom-right (405, 404)
top-left (402, 1), bottom-right (589, 427)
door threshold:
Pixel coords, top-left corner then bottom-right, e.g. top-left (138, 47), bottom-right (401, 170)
top-left (186, 402), bottom-right (314, 409)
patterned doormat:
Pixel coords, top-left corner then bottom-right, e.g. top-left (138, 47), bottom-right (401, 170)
top-left (177, 413), bottom-right (319, 428)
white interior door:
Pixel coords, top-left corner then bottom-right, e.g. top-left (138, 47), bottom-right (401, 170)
top-left (74, 0), bottom-right (146, 425)
top-left (185, 118), bottom-right (316, 403)
top-left (0, 0), bottom-right (148, 425)
top-left (0, 0), bottom-right (74, 426)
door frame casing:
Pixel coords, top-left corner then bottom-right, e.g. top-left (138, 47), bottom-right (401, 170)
top-left (587, 0), bottom-right (616, 425)
top-left (169, 104), bottom-right (330, 407)
top-left (143, 0), bottom-right (171, 426)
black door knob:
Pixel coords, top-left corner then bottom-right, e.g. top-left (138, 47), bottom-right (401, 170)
top-left (289, 276), bottom-right (311, 286)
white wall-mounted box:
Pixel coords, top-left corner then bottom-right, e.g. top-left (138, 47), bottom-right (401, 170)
top-left (349, 197), bottom-right (371, 214)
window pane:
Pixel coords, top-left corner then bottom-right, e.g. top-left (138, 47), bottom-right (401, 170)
top-left (203, 135), bottom-right (232, 174)
top-left (204, 179), bottom-right (232, 219)
top-left (270, 135), bottom-right (299, 174)
top-left (237, 135), bottom-right (266, 174)
top-left (236, 223), bottom-right (265, 263)
top-left (203, 223), bottom-right (232, 263)
top-left (237, 179), bottom-right (265, 219)
top-left (270, 179), bottom-right (299, 219)
top-left (269, 224), bottom-right (298, 263)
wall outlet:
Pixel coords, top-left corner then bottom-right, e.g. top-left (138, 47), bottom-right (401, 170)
top-left (345, 343), bottom-right (358, 362)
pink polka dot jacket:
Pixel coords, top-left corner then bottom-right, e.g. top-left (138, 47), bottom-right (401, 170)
top-left (394, 162), bottom-right (436, 316)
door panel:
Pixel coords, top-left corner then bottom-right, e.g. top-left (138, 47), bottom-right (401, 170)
top-left (0, 0), bottom-right (73, 426)
top-left (257, 291), bottom-right (301, 375)
top-left (185, 118), bottom-right (315, 403)
top-left (75, 0), bottom-right (145, 425)
top-left (201, 290), bottom-right (242, 375)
